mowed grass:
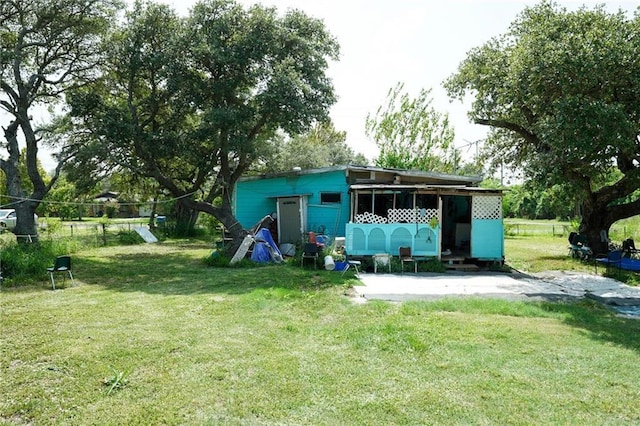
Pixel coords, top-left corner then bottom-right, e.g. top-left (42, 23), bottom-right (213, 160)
top-left (2, 239), bottom-right (640, 424)
top-left (505, 234), bottom-right (585, 273)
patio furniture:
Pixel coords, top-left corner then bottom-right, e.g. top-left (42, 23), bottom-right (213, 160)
top-left (341, 259), bottom-right (361, 277)
top-left (399, 246), bottom-right (417, 273)
top-left (301, 243), bottom-right (319, 268)
top-left (47, 255), bottom-right (75, 290)
top-left (373, 253), bottom-right (391, 273)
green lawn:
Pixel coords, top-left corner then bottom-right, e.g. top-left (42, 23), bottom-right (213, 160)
top-left (2, 239), bottom-right (640, 424)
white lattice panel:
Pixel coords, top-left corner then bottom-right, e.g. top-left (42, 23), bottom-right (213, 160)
top-left (472, 196), bottom-right (502, 220)
top-left (387, 208), bottom-right (438, 224)
top-left (354, 212), bottom-right (388, 224)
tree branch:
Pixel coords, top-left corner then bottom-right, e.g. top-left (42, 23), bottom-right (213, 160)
top-left (475, 118), bottom-right (540, 146)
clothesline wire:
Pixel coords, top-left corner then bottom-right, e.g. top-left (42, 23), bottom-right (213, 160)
top-left (0, 191), bottom-right (200, 208)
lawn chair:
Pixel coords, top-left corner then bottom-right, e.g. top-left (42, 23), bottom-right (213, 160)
top-left (341, 256), bottom-right (361, 277)
top-left (373, 253), bottom-right (392, 273)
top-left (622, 238), bottom-right (638, 259)
top-left (47, 255), bottom-right (75, 290)
top-left (399, 246), bottom-right (417, 273)
top-left (568, 232), bottom-right (592, 260)
top-left (301, 243), bottom-right (319, 268)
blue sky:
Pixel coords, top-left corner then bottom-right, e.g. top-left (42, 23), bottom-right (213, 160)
top-left (158, 0), bottom-right (638, 164)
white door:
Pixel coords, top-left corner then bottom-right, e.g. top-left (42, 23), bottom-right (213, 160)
top-left (277, 197), bottom-right (303, 244)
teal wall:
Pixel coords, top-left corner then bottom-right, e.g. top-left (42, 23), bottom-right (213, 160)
top-left (234, 170), bottom-right (350, 237)
top-left (345, 223), bottom-right (439, 257)
top-left (471, 219), bottom-right (504, 259)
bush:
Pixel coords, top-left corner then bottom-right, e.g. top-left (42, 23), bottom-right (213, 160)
top-left (1, 242), bottom-right (57, 285)
top-left (117, 230), bottom-right (145, 245)
top-left (204, 251), bottom-right (232, 267)
top-left (204, 251), bottom-right (263, 268)
top-left (0, 238), bottom-right (84, 286)
top-left (419, 258), bottom-right (447, 273)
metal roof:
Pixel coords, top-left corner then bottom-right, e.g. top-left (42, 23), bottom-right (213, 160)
top-left (349, 184), bottom-right (503, 193)
top-left (239, 164), bottom-right (482, 184)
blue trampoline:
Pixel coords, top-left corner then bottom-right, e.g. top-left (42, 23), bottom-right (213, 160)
top-left (596, 251), bottom-right (640, 272)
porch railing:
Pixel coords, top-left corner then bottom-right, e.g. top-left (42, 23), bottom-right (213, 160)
top-left (345, 222), bottom-right (439, 257)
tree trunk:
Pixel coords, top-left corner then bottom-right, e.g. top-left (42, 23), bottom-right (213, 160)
top-left (1, 121), bottom-right (39, 244)
top-left (174, 199), bottom-right (199, 236)
top-left (185, 190), bottom-right (249, 256)
top-left (580, 198), bottom-right (613, 256)
top-left (580, 185), bottom-right (640, 256)
top-left (148, 194), bottom-right (159, 229)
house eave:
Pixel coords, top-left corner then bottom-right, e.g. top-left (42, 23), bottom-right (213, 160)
top-left (349, 184), bottom-right (503, 194)
top-left (239, 164), bottom-right (482, 185)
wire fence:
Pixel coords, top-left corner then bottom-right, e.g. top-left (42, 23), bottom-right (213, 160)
top-left (505, 222), bottom-right (637, 241)
top-left (0, 219), bottom-right (156, 248)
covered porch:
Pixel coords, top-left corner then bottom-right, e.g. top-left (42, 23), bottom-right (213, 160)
top-left (344, 185), bottom-right (504, 262)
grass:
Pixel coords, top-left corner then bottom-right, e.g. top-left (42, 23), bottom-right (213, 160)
top-left (505, 234), bottom-right (588, 273)
top-left (505, 233), bottom-right (640, 286)
top-left (2, 237), bottom-right (640, 424)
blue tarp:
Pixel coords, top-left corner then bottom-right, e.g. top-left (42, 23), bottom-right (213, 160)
top-left (251, 228), bottom-right (283, 263)
top-left (596, 252), bottom-right (640, 272)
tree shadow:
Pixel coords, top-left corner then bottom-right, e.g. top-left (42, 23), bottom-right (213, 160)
top-left (539, 300), bottom-right (640, 353)
top-left (70, 243), bottom-right (640, 353)
top-left (74, 248), bottom-right (350, 297)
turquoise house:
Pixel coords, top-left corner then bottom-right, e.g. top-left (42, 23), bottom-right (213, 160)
top-left (233, 165), bottom-right (504, 262)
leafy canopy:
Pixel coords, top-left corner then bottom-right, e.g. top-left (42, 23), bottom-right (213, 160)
top-left (0, 0), bottom-right (120, 241)
top-left (366, 82), bottom-right (456, 173)
top-left (66, 0), bottom-right (339, 237)
top-left (446, 2), bottom-right (640, 193)
top-left (256, 122), bottom-right (368, 174)
top-left (445, 1), bottom-right (640, 247)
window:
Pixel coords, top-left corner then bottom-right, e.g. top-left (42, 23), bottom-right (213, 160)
top-left (320, 192), bottom-right (341, 204)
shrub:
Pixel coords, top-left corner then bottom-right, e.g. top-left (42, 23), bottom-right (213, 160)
top-left (0, 238), bottom-right (83, 286)
top-left (419, 258), bottom-right (447, 273)
top-left (1, 241), bottom-right (57, 285)
top-left (117, 230), bottom-right (145, 245)
top-left (204, 251), bottom-right (232, 267)
top-left (204, 251), bottom-right (264, 268)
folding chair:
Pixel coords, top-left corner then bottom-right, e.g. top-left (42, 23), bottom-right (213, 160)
top-left (622, 238), bottom-right (639, 259)
top-left (301, 243), bottom-right (319, 268)
top-left (341, 258), bottom-right (361, 277)
top-left (399, 246), bottom-right (417, 273)
top-left (47, 255), bottom-right (75, 290)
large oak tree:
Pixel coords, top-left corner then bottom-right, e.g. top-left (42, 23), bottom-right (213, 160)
top-left (0, 0), bottom-right (119, 242)
top-left (446, 2), bottom-right (640, 253)
top-left (67, 0), bottom-right (339, 248)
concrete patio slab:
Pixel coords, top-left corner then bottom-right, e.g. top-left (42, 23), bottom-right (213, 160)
top-left (352, 270), bottom-right (640, 305)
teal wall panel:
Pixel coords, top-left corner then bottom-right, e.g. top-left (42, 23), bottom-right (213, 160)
top-left (345, 223), bottom-right (440, 257)
top-left (368, 227), bottom-right (387, 252)
top-left (234, 170), bottom-right (350, 237)
top-left (471, 219), bottom-right (504, 259)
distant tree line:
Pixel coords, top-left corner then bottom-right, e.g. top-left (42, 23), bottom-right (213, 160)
top-left (501, 183), bottom-right (577, 220)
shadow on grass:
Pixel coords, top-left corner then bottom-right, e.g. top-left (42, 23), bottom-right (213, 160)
top-left (536, 255), bottom-right (572, 261)
top-left (75, 247), bottom-right (351, 296)
top-left (68, 242), bottom-right (640, 353)
top-left (540, 300), bottom-right (640, 353)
